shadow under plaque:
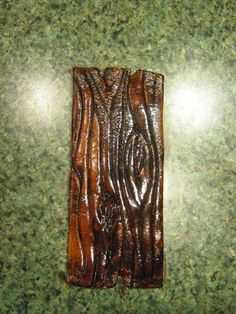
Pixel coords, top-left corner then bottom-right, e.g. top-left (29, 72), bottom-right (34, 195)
top-left (68, 67), bottom-right (164, 288)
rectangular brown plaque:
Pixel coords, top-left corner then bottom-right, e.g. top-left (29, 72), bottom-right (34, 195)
top-left (68, 67), bottom-right (164, 288)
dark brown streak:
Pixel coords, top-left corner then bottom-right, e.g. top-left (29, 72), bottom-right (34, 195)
top-left (141, 72), bottom-right (163, 281)
top-left (79, 74), bottom-right (94, 286)
top-left (152, 75), bottom-right (164, 280)
top-left (125, 80), bottom-right (148, 284)
top-left (91, 114), bottom-right (101, 287)
top-left (109, 72), bottom-right (131, 282)
top-left (89, 72), bottom-right (116, 197)
top-left (74, 80), bottom-right (87, 271)
top-left (85, 77), bottom-right (99, 287)
top-left (85, 77), bottom-right (95, 286)
top-left (124, 130), bottom-right (142, 209)
top-left (86, 74), bottom-right (115, 281)
top-left (84, 73), bottom-right (107, 287)
top-left (72, 80), bottom-right (84, 161)
top-left (136, 71), bottom-right (156, 280)
top-left (126, 79), bottom-right (148, 282)
top-left (117, 73), bottom-right (135, 285)
top-left (71, 78), bottom-right (80, 158)
top-left (69, 72), bottom-right (85, 283)
top-left (106, 70), bottom-right (127, 281)
top-left (89, 70), bottom-right (109, 115)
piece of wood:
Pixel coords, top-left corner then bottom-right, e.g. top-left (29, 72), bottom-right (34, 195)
top-left (68, 67), bottom-right (164, 288)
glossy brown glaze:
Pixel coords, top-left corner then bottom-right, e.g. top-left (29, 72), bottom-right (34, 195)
top-left (68, 67), bottom-right (164, 288)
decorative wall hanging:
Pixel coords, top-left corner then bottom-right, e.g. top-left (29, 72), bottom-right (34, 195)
top-left (68, 67), bottom-right (164, 288)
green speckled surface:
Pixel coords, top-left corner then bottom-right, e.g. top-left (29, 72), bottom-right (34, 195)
top-left (0, 1), bottom-right (235, 313)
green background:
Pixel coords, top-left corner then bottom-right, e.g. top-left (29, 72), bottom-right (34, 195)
top-left (0, 0), bottom-right (235, 313)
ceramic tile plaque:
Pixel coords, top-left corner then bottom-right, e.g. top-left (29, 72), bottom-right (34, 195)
top-left (68, 67), bottom-right (164, 288)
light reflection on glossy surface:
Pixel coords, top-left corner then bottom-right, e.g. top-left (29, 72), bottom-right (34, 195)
top-left (30, 79), bottom-right (56, 113)
top-left (16, 72), bottom-right (70, 129)
top-left (169, 82), bottom-right (217, 131)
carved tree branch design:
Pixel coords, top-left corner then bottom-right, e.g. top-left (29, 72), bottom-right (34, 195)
top-left (69, 67), bottom-right (164, 288)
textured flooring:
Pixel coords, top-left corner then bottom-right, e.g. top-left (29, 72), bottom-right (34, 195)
top-left (0, 1), bottom-right (235, 313)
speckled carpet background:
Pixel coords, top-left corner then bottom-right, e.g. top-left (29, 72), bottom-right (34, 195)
top-left (0, 1), bottom-right (235, 313)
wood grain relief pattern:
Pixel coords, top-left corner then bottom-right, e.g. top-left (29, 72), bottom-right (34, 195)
top-left (68, 67), bottom-right (164, 288)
